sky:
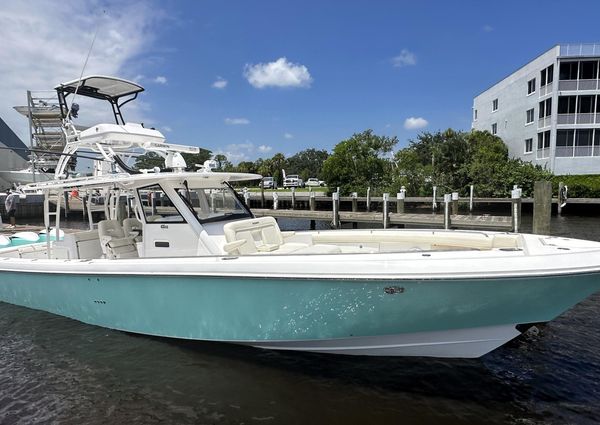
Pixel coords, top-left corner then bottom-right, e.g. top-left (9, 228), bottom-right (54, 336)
top-left (2, 0), bottom-right (600, 164)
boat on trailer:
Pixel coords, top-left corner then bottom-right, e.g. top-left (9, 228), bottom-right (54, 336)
top-left (1, 76), bottom-right (600, 359)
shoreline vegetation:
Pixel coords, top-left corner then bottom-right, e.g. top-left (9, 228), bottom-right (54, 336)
top-left (133, 129), bottom-right (600, 198)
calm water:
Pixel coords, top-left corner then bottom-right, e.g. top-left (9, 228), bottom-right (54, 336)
top-left (1, 212), bottom-right (600, 424)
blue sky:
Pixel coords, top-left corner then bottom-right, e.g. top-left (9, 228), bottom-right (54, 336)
top-left (2, 0), bottom-right (600, 163)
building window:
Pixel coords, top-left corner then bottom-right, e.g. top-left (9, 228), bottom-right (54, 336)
top-left (474, 109), bottom-right (478, 121)
top-left (537, 130), bottom-right (551, 148)
top-left (578, 95), bottom-right (594, 114)
top-left (491, 123), bottom-right (497, 135)
top-left (541, 65), bottom-right (554, 86)
top-left (580, 61), bottom-right (598, 80)
top-left (492, 98), bottom-right (498, 111)
top-left (526, 108), bottom-right (534, 124)
top-left (539, 98), bottom-right (552, 118)
top-left (558, 96), bottom-right (576, 114)
top-left (559, 62), bottom-right (579, 80)
top-left (556, 129), bottom-right (575, 157)
top-left (527, 78), bottom-right (536, 95)
top-left (524, 138), bottom-right (533, 153)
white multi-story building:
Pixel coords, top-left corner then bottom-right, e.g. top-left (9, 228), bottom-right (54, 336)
top-left (472, 43), bottom-right (600, 175)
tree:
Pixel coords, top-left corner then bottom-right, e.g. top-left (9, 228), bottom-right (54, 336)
top-left (181, 148), bottom-right (212, 170)
top-left (391, 129), bottom-right (552, 197)
top-left (213, 154), bottom-right (233, 171)
top-left (134, 152), bottom-right (164, 169)
top-left (322, 130), bottom-right (397, 194)
top-left (286, 149), bottom-right (329, 181)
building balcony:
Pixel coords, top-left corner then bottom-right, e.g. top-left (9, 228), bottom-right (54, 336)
top-left (539, 82), bottom-right (553, 97)
top-left (559, 43), bottom-right (600, 57)
top-left (538, 116), bottom-right (552, 128)
top-left (558, 79), bottom-right (600, 91)
top-left (536, 147), bottom-right (550, 159)
top-left (557, 113), bottom-right (600, 125)
top-left (556, 145), bottom-right (600, 157)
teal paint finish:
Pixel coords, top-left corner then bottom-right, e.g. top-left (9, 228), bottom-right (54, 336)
top-left (2, 234), bottom-right (59, 247)
top-left (0, 271), bottom-right (599, 341)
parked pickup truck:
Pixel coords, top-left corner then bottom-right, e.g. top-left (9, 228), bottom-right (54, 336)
top-left (282, 170), bottom-right (304, 188)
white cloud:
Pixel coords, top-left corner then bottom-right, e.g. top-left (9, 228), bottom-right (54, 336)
top-left (283, 132), bottom-right (293, 139)
top-left (258, 144), bottom-right (272, 153)
top-left (0, 2), bottom-right (163, 139)
top-left (404, 117), bottom-right (428, 130)
top-left (212, 77), bottom-right (228, 89)
top-left (224, 117), bottom-right (250, 125)
top-left (244, 57), bottom-right (312, 89)
top-left (161, 126), bottom-right (172, 132)
top-left (213, 141), bottom-right (255, 163)
top-left (482, 24), bottom-right (494, 32)
top-left (391, 49), bottom-right (417, 68)
top-left (154, 75), bottom-right (167, 84)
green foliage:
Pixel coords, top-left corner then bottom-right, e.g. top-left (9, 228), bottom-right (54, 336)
top-left (322, 129), bottom-right (397, 194)
top-left (182, 148), bottom-right (212, 170)
top-left (392, 129), bottom-right (552, 197)
top-left (134, 152), bottom-right (165, 169)
top-left (552, 174), bottom-right (600, 198)
top-left (286, 149), bottom-right (329, 181)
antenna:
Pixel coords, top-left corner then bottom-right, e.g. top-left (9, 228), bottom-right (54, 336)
top-left (66, 9), bottom-right (106, 121)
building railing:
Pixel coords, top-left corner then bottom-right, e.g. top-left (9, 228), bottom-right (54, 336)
top-left (555, 145), bottom-right (600, 157)
top-left (539, 82), bottom-right (553, 97)
top-left (557, 113), bottom-right (600, 125)
top-left (559, 43), bottom-right (600, 57)
top-left (558, 79), bottom-right (600, 91)
top-left (536, 147), bottom-right (550, 159)
top-left (538, 116), bottom-right (551, 128)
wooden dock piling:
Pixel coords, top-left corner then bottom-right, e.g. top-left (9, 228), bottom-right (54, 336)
top-left (533, 181), bottom-right (552, 235)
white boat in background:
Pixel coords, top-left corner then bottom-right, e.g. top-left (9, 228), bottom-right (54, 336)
top-left (1, 75), bottom-right (600, 359)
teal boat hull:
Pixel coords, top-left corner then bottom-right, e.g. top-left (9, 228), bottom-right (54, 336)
top-left (1, 270), bottom-right (599, 357)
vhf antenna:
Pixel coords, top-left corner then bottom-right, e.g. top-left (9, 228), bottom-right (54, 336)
top-left (66, 9), bottom-right (106, 121)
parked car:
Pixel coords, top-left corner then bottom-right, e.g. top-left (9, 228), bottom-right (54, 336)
top-left (261, 176), bottom-right (275, 189)
top-left (305, 178), bottom-right (321, 187)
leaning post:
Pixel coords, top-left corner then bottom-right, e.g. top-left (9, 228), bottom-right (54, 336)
top-left (533, 181), bottom-right (552, 235)
top-left (273, 192), bottom-right (279, 210)
top-left (260, 181), bottom-right (265, 208)
top-left (366, 187), bottom-right (371, 212)
top-left (432, 185), bottom-right (437, 211)
top-left (291, 187), bottom-right (296, 210)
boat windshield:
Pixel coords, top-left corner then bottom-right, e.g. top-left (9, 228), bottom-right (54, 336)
top-left (176, 184), bottom-right (252, 224)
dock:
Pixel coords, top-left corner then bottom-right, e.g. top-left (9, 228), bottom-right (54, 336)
top-left (251, 209), bottom-right (513, 230)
